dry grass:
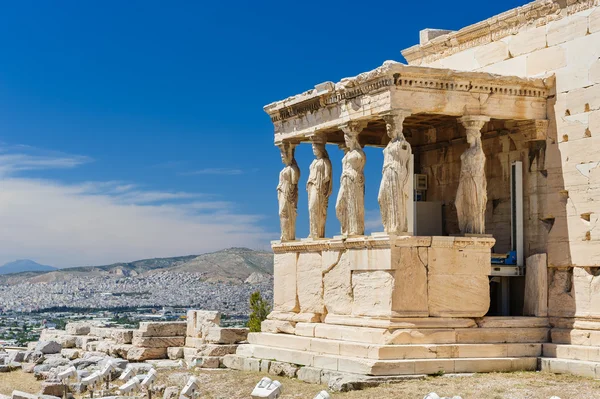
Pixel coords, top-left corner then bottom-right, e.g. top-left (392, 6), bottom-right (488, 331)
top-left (158, 369), bottom-right (600, 399)
top-left (1, 369), bottom-right (599, 398)
top-left (0, 370), bottom-right (40, 395)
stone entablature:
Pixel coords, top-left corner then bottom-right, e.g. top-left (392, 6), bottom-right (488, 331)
top-left (401, 0), bottom-right (600, 65)
top-left (265, 62), bottom-right (549, 144)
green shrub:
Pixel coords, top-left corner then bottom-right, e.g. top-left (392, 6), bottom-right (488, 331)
top-left (247, 291), bottom-right (271, 332)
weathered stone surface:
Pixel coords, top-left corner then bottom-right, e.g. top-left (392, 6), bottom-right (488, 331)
top-left (204, 327), bottom-right (248, 344)
top-left (261, 319), bottom-right (296, 334)
top-left (323, 250), bottom-right (352, 315)
top-left (195, 356), bottom-right (220, 368)
top-left (526, 46), bottom-right (567, 76)
top-left (163, 386), bottom-right (180, 399)
top-left (391, 246), bottom-right (428, 316)
top-left (186, 310), bottom-right (220, 338)
top-left (269, 361), bottom-right (298, 377)
top-left (41, 381), bottom-right (63, 397)
top-left (273, 252), bottom-right (299, 312)
top-left (35, 341), bottom-right (61, 355)
top-left (222, 354), bottom-right (243, 370)
top-left (136, 322), bottom-right (186, 337)
top-left (351, 270), bottom-right (394, 317)
top-left (167, 347), bottom-right (184, 360)
top-left (297, 366), bottom-right (322, 384)
top-left (126, 347), bottom-right (167, 361)
top-left (89, 327), bottom-right (114, 338)
top-left (508, 26), bottom-right (547, 57)
top-left (547, 14), bottom-right (589, 46)
top-left (428, 275), bottom-right (490, 317)
top-left (111, 329), bottom-right (134, 344)
top-left (65, 322), bottom-right (91, 336)
top-left (75, 336), bottom-right (99, 349)
top-left (297, 252), bottom-right (325, 313)
top-left (11, 391), bottom-right (37, 399)
top-left (523, 254), bottom-right (548, 316)
top-left (132, 336), bottom-right (186, 348)
top-left (474, 41), bottom-right (509, 68)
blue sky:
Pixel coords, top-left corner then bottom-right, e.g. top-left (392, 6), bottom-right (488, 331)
top-left (0, 0), bottom-right (525, 267)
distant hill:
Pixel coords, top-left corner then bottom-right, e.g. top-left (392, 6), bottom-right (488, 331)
top-left (0, 260), bottom-right (57, 275)
top-left (0, 248), bottom-right (273, 285)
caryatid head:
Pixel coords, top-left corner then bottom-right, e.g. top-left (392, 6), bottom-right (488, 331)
top-left (384, 111), bottom-right (409, 142)
top-left (310, 134), bottom-right (328, 159)
top-left (278, 142), bottom-right (296, 166)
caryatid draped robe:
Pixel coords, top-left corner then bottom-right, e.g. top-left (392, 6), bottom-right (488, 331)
top-left (307, 156), bottom-right (332, 238)
top-left (336, 147), bottom-right (366, 236)
top-left (456, 139), bottom-right (487, 234)
top-left (277, 161), bottom-right (300, 241)
top-left (378, 137), bottom-right (412, 234)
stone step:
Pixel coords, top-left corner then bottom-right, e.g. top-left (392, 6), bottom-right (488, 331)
top-left (230, 346), bottom-right (537, 376)
top-left (293, 323), bottom-right (549, 345)
top-left (543, 343), bottom-right (600, 362)
top-left (248, 333), bottom-right (542, 360)
top-left (551, 328), bottom-right (600, 346)
top-left (540, 357), bottom-right (600, 379)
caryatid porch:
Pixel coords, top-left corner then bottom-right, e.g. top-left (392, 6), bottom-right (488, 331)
top-left (227, 61), bottom-right (553, 378)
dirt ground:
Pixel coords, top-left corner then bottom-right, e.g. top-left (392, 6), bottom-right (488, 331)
top-left (1, 369), bottom-right (599, 399)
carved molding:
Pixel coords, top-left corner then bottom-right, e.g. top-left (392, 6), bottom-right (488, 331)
top-left (402, 0), bottom-right (599, 64)
top-left (264, 62), bottom-right (549, 125)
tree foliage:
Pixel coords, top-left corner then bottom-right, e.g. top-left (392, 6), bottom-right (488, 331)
top-left (247, 290), bottom-right (271, 332)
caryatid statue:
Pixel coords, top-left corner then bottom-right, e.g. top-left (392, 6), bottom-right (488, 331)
top-left (455, 115), bottom-right (490, 235)
top-left (335, 122), bottom-right (366, 236)
top-left (378, 111), bottom-right (412, 235)
top-left (307, 134), bottom-right (332, 239)
top-left (277, 141), bottom-right (300, 241)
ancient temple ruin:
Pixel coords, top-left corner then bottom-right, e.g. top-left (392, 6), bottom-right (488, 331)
top-left (226, 0), bottom-right (600, 382)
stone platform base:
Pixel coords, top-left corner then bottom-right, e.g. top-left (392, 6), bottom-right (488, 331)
top-left (224, 317), bottom-right (549, 381)
top-left (540, 343), bottom-right (600, 378)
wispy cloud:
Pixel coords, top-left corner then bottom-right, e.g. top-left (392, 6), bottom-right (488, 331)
top-left (364, 209), bottom-right (383, 233)
top-left (0, 149), bottom-right (90, 177)
top-left (0, 144), bottom-right (270, 267)
top-left (181, 168), bottom-right (244, 176)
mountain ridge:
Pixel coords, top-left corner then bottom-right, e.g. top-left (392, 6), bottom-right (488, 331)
top-left (0, 259), bottom-right (57, 275)
top-left (0, 247), bottom-right (273, 285)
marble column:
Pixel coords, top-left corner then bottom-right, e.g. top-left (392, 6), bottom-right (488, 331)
top-left (456, 115), bottom-right (490, 235)
top-left (378, 111), bottom-right (413, 235)
top-left (277, 141), bottom-right (300, 241)
top-left (335, 121), bottom-right (366, 236)
top-left (307, 133), bottom-right (332, 239)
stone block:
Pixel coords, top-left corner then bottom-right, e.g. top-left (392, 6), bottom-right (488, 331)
top-left (508, 26), bottom-right (547, 57)
top-left (591, 7), bottom-right (600, 34)
top-left (196, 356), bottom-right (221, 369)
top-left (296, 252), bottom-right (325, 313)
top-left (56, 335), bottom-right (76, 349)
top-left (126, 347), bottom-right (167, 361)
top-left (273, 252), bottom-right (299, 312)
top-left (204, 327), bottom-right (248, 344)
top-left (261, 319), bottom-right (296, 334)
top-left (323, 250), bottom-right (353, 315)
top-left (439, 47), bottom-right (479, 71)
top-left (75, 336), bottom-right (99, 349)
top-left (523, 254), bottom-right (549, 317)
top-left (351, 270), bottom-right (394, 317)
top-left (391, 246), bottom-right (429, 316)
top-left (167, 347), bottom-right (184, 360)
top-left (186, 310), bottom-right (220, 338)
top-left (547, 14), bottom-right (589, 46)
top-left (455, 327), bottom-right (549, 344)
top-left (137, 322), bottom-right (186, 337)
top-left (298, 366), bottom-right (322, 384)
top-left (526, 46), bottom-right (567, 76)
top-left (111, 329), bottom-right (134, 344)
top-left (480, 55), bottom-right (527, 76)
top-left (40, 381), bottom-right (63, 397)
top-left (260, 359), bottom-right (270, 373)
top-left (384, 329), bottom-right (456, 345)
top-left (295, 323), bottom-right (316, 337)
top-left (428, 275), bottom-right (490, 317)
top-left (65, 322), bottom-right (91, 336)
top-left (163, 386), bottom-right (180, 399)
top-left (89, 327), bottom-right (114, 338)
top-left (269, 361), bottom-right (298, 377)
top-left (35, 341), bottom-right (61, 355)
top-left (111, 344), bottom-right (132, 359)
top-left (132, 336), bottom-right (186, 348)
top-left (222, 354), bottom-right (243, 370)
top-left (428, 246), bottom-right (491, 275)
top-left (11, 391), bottom-right (37, 399)
top-left (474, 41), bottom-right (509, 68)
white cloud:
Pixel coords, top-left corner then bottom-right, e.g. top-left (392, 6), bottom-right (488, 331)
top-left (0, 145), bottom-right (271, 267)
top-left (364, 209), bottom-right (383, 233)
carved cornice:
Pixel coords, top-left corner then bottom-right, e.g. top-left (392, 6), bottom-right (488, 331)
top-left (264, 62), bottom-right (548, 125)
top-left (401, 0), bottom-right (599, 65)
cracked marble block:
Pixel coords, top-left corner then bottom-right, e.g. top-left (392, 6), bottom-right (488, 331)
top-left (427, 236), bottom-right (494, 317)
